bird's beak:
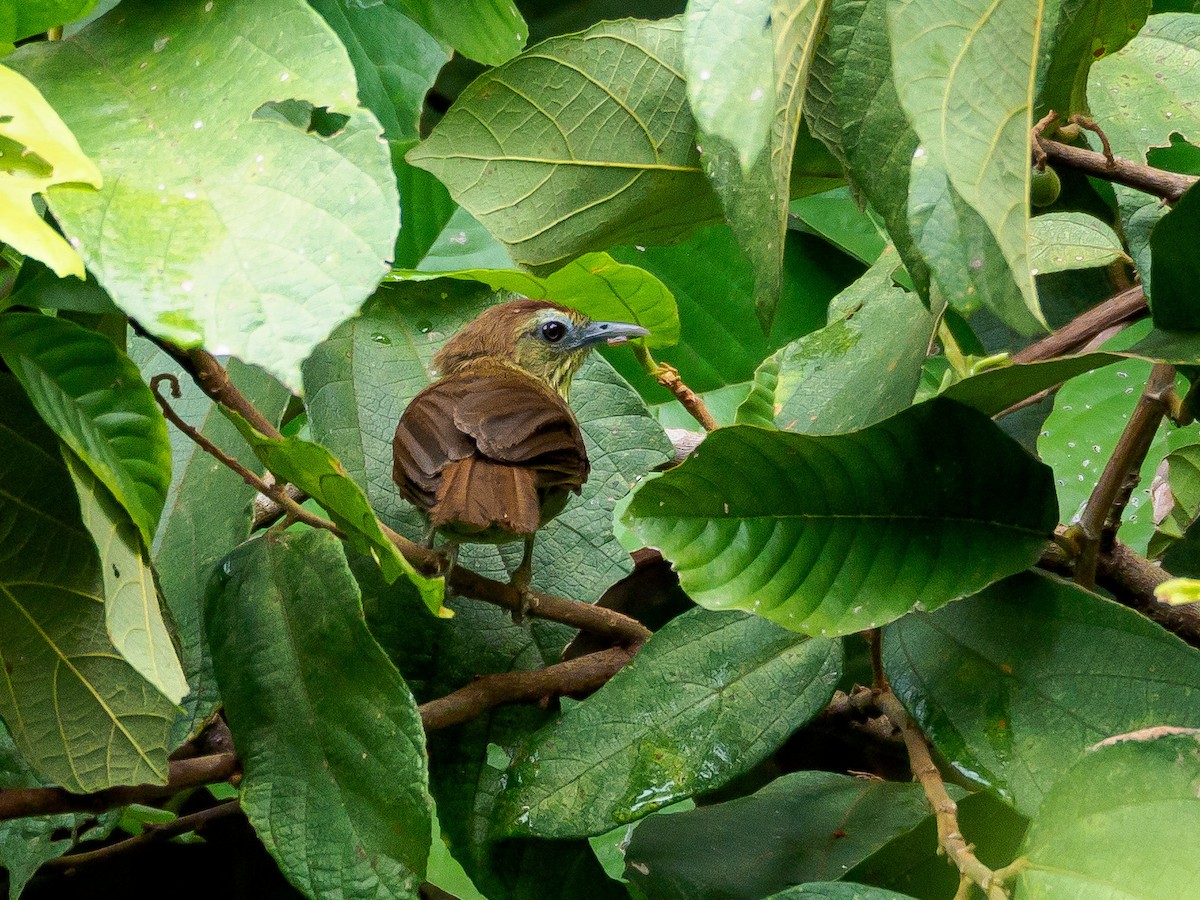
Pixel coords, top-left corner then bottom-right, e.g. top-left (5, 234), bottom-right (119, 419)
top-left (574, 320), bottom-right (651, 348)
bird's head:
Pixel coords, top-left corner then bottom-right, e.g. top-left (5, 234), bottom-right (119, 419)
top-left (434, 299), bottom-right (649, 398)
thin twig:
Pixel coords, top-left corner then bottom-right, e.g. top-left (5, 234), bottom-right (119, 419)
top-left (1035, 135), bottom-right (1196, 203)
top-left (0, 753), bottom-right (239, 822)
top-left (47, 800), bottom-right (242, 869)
top-left (634, 345), bottom-right (718, 432)
top-left (1075, 363), bottom-right (1176, 587)
top-left (150, 373), bottom-right (340, 537)
top-left (875, 688), bottom-right (1010, 900)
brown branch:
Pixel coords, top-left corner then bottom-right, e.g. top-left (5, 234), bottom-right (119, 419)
top-left (1075, 363), bottom-right (1176, 587)
top-left (1010, 286), bottom-right (1147, 365)
top-left (47, 800), bottom-right (242, 869)
top-left (874, 687), bottom-right (1010, 900)
top-left (419, 645), bottom-right (638, 731)
top-left (0, 753), bottom-right (239, 823)
top-left (150, 373), bottom-right (340, 537)
top-left (1035, 135), bottom-right (1197, 203)
top-left (1040, 538), bottom-right (1200, 647)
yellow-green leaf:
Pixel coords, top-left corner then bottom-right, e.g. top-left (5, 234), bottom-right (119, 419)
top-left (0, 63), bottom-right (100, 277)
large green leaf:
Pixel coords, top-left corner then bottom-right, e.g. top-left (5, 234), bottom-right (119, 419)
top-left (624, 771), bottom-right (940, 900)
top-left (308, 0), bottom-right (449, 142)
top-left (207, 530), bottom-right (432, 900)
top-left (765, 887), bottom-right (916, 900)
top-left (890, 0), bottom-right (1047, 332)
top-left (736, 253), bottom-right (937, 433)
top-left (885, 571), bottom-right (1200, 817)
top-left (1017, 729), bottom-right (1200, 898)
top-left (386, 0), bottom-right (526, 66)
top-left (0, 377), bottom-right (174, 792)
top-left (221, 410), bottom-right (446, 617)
top-left (64, 451), bottom-right (186, 706)
top-left (389, 250), bottom-right (681, 347)
top-left (407, 18), bottom-right (722, 270)
top-left (1089, 13), bottom-right (1200, 161)
top-left (0, 311), bottom-right (171, 548)
top-left (302, 280), bottom-right (673, 604)
top-left (0, 63), bottom-right (100, 278)
top-left (7, 0), bottom-right (398, 390)
top-left (1034, 0), bottom-right (1151, 116)
top-left (693, 0), bottom-right (828, 327)
top-left (496, 610), bottom-right (840, 837)
top-left (131, 339), bottom-right (290, 745)
top-left (1150, 184), bottom-right (1200, 330)
top-left (683, 0), bottom-right (776, 170)
top-left (623, 398), bottom-right (1057, 637)
top-left (805, 0), bottom-right (930, 296)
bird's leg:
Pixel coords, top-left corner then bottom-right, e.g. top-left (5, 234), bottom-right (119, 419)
top-left (509, 534), bottom-right (537, 624)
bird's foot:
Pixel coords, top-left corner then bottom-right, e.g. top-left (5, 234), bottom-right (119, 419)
top-left (508, 567), bottom-right (538, 625)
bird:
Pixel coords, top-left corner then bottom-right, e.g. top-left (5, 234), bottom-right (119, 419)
top-left (392, 298), bottom-right (649, 615)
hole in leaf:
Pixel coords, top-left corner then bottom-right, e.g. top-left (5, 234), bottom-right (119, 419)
top-left (252, 100), bottom-right (349, 137)
top-left (0, 135), bottom-right (54, 178)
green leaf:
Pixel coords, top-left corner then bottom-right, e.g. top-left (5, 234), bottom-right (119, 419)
top-left (385, 0), bottom-right (526, 66)
top-left (1089, 13), bottom-right (1200, 161)
top-left (1155, 441), bottom-right (1200, 546)
top-left (64, 451), bottom-right (186, 705)
top-left (0, 63), bottom-right (100, 278)
top-left (7, 0), bottom-right (398, 390)
top-left (415, 204), bottom-right (515, 272)
top-left (307, 1), bottom-right (449, 143)
top-left (0, 311), bottom-right (171, 548)
top-left (606, 224), bottom-right (847, 401)
top-left (940, 351), bottom-right (1128, 416)
top-left (207, 530), bottom-right (432, 900)
top-left (496, 610), bottom-right (841, 837)
top-left (389, 250), bottom-right (680, 347)
top-left (624, 398), bottom-right (1056, 637)
top-left (0, 1), bottom-right (97, 43)
top-left (407, 18), bottom-right (722, 270)
top-left (805, 0), bottom-right (930, 295)
top-left (130, 339), bottom-right (290, 745)
top-left (885, 570), bottom-right (1200, 816)
top-left (844, 791), bottom-right (1027, 899)
top-left (302, 280), bottom-right (673, 604)
top-left (221, 410), bottom-right (447, 618)
top-left (624, 771), bottom-right (941, 900)
top-left (1150, 184), bottom-right (1200, 329)
top-left (0, 376), bottom-right (174, 792)
top-left (890, 0), bottom-right (1047, 331)
top-left (683, 0), bottom-right (776, 170)
top-left (695, 0), bottom-right (827, 328)
top-left (737, 253), bottom-right (937, 433)
top-left (789, 187), bottom-right (889, 265)
top-left (1029, 211), bottom-right (1131, 275)
top-left (1155, 576), bottom-right (1200, 604)
top-left (1017, 729), bottom-right (1200, 898)
top-left (1035, 0), bottom-right (1151, 116)
top-left (1038, 326), bottom-right (1166, 554)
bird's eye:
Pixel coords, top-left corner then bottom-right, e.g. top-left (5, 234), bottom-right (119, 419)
top-left (540, 320), bottom-right (568, 343)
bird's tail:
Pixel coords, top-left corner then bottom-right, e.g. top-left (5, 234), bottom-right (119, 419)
top-left (432, 455), bottom-right (541, 535)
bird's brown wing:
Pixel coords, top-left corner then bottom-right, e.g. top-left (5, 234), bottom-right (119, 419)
top-left (392, 365), bottom-right (589, 535)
